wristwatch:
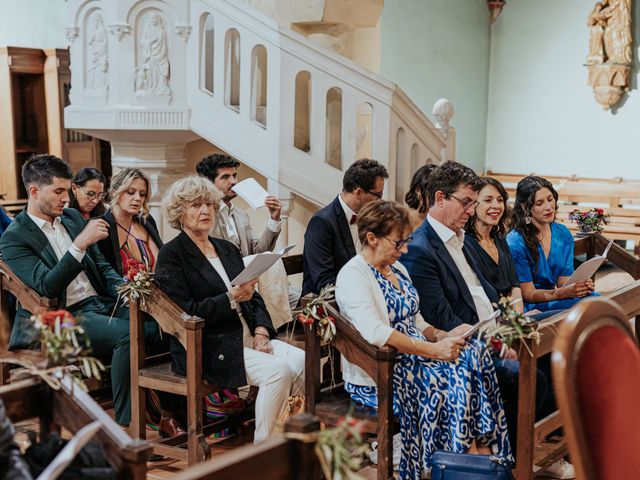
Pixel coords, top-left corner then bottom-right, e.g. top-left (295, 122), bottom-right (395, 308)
top-left (226, 291), bottom-right (237, 310)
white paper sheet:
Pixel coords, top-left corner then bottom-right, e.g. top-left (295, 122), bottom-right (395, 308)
top-left (461, 310), bottom-right (500, 339)
top-left (230, 245), bottom-right (296, 285)
top-left (36, 421), bottom-right (102, 480)
top-left (561, 239), bottom-right (613, 286)
top-left (231, 178), bottom-right (270, 209)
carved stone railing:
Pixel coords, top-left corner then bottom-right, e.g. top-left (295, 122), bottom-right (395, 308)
top-left (64, 0), bottom-right (454, 207)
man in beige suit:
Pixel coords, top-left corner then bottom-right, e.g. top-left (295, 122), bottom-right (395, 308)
top-left (196, 153), bottom-right (282, 256)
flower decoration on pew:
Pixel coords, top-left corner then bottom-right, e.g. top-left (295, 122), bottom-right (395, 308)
top-left (479, 296), bottom-right (541, 357)
top-left (315, 413), bottom-right (370, 480)
top-left (568, 207), bottom-right (610, 233)
top-left (115, 259), bottom-right (154, 309)
top-left (295, 284), bottom-right (337, 343)
top-left (0, 310), bottom-right (105, 391)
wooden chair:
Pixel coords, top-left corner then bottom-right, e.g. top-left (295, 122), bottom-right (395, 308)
top-left (552, 298), bottom-right (640, 480)
top-left (171, 414), bottom-right (321, 480)
top-left (129, 287), bottom-right (242, 465)
top-left (0, 375), bottom-right (151, 479)
top-left (0, 256), bottom-right (57, 384)
top-left (513, 276), bottom-right (640, 480)
top-left (305, 302), bottom-right (397, 480)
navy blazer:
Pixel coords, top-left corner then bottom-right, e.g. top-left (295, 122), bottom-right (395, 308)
top-left (302, 196), bottom-right (357, 295)
top-left (96, 210), bottom-right (163, 276)
top-left (155, 233), bottom-right (275, 388)
top-left (400, 219), bottom-right (498, 331)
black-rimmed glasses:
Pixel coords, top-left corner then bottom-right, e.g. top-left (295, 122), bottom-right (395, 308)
top-left (448, 194), bottom-right (479, 210)
top-left (384, 235), bottom-right (413, 250)
top-left (367, 190), bottom-right (384, 199)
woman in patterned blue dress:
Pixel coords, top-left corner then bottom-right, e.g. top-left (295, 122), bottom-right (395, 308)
top-left (336, 201), bottom-right (512, 479)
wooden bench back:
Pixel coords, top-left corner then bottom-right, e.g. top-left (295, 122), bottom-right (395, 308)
top-left (282, 254), bottom-right (303, 276)
top-left (0, 376), bottom-right (151, 479)
top-left (136, 286), bottom-right (204, 351)
top-left (0, 257), bottom-right (57, 316)
top-left (172, 414), bottom-right (321, 480)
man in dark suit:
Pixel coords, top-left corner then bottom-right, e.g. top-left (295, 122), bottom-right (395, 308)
top-left (0, 154), bottom-right (161, 426)
top-left (302, 159), bottom-right (389, 295)
top-left (400, 161), bottom-right (497, 332)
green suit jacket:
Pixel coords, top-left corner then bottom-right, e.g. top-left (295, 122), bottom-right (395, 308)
top-left (0, 208), bottom-right (122, 348)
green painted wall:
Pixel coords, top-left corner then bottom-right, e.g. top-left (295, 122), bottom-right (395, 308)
top-left (0, 0), bottom-right (67, 49)
top-left (380, 0), bottom-right (491, 173)
top-left (486, 0), bottom-right (640, 178)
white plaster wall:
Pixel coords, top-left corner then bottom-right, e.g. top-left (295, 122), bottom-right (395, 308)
top-left (380, 0), bottom-right (491, 173)
top-left (486, 0), bottom-right (640, 178)
top-left (0, 0), bottom-right (68, 48)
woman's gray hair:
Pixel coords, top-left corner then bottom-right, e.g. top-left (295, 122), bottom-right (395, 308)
top-left (109, 168), bottom-right (151, 218)
top-left (162, 175), bottom-right (221, 230)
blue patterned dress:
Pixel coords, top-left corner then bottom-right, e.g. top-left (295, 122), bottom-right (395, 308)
top-left (345, 265), bottom-right (512, 479)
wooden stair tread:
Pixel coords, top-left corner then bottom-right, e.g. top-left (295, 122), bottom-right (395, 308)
top-left (315, 391), bottom-right (400, 435)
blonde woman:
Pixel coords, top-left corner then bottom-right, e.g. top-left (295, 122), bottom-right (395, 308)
top-left (97, 168), bottom-right (161, 276)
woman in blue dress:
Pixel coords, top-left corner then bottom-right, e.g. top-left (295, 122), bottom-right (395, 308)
top-left (507, 176), bottom-right (596, 312)
top-left (336, 201), bottom-right (511, 480)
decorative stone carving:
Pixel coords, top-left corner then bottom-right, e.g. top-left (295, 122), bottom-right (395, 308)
top-left (135, 13), bottom-right (172, 99)
top-left (586, 0), bottom-right (633, 110)
top-left (65, 27), bottom-right (79, 44)
top-left (86, 12), bottom-right (109, 94)
top-left (108, 23), bottom-right (131, 41)
top-left (175, 25), bottom-right (192, 42)
top-left (432, 98), bottom-right (454, 136)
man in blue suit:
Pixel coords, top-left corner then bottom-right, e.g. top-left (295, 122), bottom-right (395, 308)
top-left (400, 161), bottom-right (497, 332)
top-left (302, 159), bottom-right (388, 295)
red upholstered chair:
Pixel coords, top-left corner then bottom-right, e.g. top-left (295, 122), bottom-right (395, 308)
top-left (552, 297), bottom-right (640, 480)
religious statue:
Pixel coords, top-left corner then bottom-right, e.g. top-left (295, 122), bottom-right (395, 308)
top-left (135, 13), bottom-right (171, 96)
top-left (587, 2), bottom-right (607, 64)
top-left (86, 12), bottom-right (108, 93)
top-left (586, 0), bottom-right (633, 110)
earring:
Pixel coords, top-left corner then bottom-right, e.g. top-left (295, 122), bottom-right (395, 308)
top-left (525, 215), bottom-right (532, 224)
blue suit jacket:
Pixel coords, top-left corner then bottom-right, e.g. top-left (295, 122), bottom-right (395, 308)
top-left (400, 219), bottom-right (498, 331)
top-left (302, 196), bottom-right (357, 295)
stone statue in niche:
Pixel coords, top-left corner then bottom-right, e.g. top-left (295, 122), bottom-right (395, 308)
top-left (86, 12), bottom-right (109, 93)
top-left (135, 13), bottom-right (171, 96)
top-left (586, 0), bottom-right (633, 110)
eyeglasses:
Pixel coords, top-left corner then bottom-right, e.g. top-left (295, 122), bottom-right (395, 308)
top-left (383, 235), bottom-right (413, 250)
top-left (448, 194), bottom-right (479, 211)
top-left (81, 189), bottom-right (106, 201)
top-left (367, 190), bottom-right (384, 199)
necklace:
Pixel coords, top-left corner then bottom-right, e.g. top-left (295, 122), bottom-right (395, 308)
top-left (379, 265), bottom-right (393, 276)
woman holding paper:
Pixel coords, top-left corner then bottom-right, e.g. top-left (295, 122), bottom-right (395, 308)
top-left (507, 176), bottom-right (596, 312)
top-left (154, 176), bottom-right (304, 443)
top-left (336, 200), bottom-right (511, 479)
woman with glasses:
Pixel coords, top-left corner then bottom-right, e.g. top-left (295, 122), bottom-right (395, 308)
top-left (68, 167), bottom-right (108, 218)
top-left (336, 200), bottom-right (511, 479)
top-left (507, 176), bottom-right (597, 313)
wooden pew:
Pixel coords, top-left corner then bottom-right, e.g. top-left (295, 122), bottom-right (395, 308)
top-left (514, 251), bottom-right (640, 480)
top-left (171, 414), bottom-right (321, 480)
top-left (0, 375), bottom-right (151, 479)
top-left (305, 302), bottom-right (396, 480)
top-left (0, 256), bottom-right (57, 384)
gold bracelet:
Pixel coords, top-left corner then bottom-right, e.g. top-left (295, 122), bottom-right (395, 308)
top-left (410, 337), bottom-right (417, 353)
top-left (255, 332), bottom-right (270, 339)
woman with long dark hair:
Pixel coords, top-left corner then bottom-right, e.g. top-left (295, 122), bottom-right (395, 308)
top-left (405, 164), bottom-right (437, 220)
top-left (506, 176), bottom-right (596, 312)
top-left (68, 167), bottom-right (107, 218)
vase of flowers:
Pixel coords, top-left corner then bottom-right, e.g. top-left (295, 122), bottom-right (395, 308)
top-left (568, 208), bottom-right (609, 236)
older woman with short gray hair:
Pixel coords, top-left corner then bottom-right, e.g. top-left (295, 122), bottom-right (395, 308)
top-left (155, 176), bottom-right (304, 442)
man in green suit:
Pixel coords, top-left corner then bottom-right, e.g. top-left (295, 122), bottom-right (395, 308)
top-left (0, 154), bottom-right (161, 425)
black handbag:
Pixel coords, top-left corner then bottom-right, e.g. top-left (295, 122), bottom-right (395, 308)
top-left (431, 451), bottom-right (515, 480)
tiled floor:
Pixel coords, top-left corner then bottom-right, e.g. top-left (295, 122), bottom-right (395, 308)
top-left (8, 265), bottom-right (632, 478)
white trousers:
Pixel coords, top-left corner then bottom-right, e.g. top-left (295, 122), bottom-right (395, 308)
top-left (243, 339), bottom-right (305, 443)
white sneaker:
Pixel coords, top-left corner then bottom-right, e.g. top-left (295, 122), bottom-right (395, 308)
top-left (369, 433), bottom-right (402, 468)
top-left (539, 459), bottom-right (575, 479)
